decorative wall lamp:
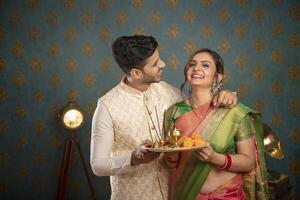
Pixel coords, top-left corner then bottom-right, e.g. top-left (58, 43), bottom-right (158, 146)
top-left (57, 102), bottom-right (96, 200)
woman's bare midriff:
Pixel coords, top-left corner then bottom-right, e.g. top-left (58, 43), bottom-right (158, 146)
top-left (200, 167), bottom-right (238, 193)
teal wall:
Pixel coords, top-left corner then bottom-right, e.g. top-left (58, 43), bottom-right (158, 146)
top-left (1, 0), bottom-right (299, 199)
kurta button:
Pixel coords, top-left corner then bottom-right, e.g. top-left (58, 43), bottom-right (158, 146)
top-left (151, 126), bottom-right (155, 130)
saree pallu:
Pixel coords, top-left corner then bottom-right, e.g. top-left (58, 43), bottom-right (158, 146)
top-left (164, 102), bottom-right (269, 200)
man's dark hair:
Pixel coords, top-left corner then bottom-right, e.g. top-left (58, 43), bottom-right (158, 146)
top-left (112, 35), bottom-right (158, 74)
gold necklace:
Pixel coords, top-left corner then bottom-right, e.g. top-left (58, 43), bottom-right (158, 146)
top-left (189, 98), bottom-right (211, 120)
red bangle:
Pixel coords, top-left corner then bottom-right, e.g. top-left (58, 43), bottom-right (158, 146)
top-left (220, 153), bottom-right (232, 169)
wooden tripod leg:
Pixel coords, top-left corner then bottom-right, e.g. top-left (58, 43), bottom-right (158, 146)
top-left (74, 137), bottom-right (97, 200)
top-left (57, 138), bottom-right (74, 200)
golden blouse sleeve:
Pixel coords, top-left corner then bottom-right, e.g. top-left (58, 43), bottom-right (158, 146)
top-left (235, 114), bottom-right (253, 142)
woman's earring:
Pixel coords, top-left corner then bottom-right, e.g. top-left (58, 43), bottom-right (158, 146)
top-left (212, 82), bottom-right (222, 96)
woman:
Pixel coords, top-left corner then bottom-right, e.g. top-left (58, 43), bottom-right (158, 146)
top-left (163, 48), bottom-right (268, 200)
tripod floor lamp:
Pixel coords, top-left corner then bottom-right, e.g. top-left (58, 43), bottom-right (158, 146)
top-left (57, 102), bottom-right (96, 200)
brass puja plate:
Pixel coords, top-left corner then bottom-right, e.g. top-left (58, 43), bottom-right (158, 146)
top-left (143, 143), bottom-right (209, 153)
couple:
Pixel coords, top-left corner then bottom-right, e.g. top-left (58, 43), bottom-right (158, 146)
top-left (90, 35), bottom-right (268, 200)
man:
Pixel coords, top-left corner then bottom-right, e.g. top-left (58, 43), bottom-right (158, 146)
top-left (90, 35), bottom-right (237, 200)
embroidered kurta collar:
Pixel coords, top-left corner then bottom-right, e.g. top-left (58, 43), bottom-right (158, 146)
top-left (120, 76), bottom-right (152, 95)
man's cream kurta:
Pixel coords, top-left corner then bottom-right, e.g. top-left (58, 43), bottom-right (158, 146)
top-left (91, 79), bottom-right (182, 200)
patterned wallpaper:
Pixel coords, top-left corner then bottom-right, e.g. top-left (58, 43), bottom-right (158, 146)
top-left (0, 0), bottom-right (299, 199)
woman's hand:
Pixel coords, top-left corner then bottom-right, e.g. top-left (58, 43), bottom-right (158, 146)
top-left (212, 90), bottom-right (237, 108)
top-left (194, 145), bottom-right (225, 167)
top-left (194, 145), bottom-right (216, 163)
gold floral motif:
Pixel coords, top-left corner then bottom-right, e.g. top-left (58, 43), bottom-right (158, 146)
top-left (237, 84), bottom-right (247, 98)
top-left (48, 103), bottom-right (60, 116)
top-left (166, 24), bottom-right (180, 40)
top-left (133, 26), bottom-right (144, 35)
top-left (99, 26), bottom-right (111, 41)
top-left (271, 21), bottom-right (283, 36)
top-left (289, 128), bottom-right (300, 143)
top-left (235, 22), bottom-right (247, 39)
top-left (12, 71), bottom-right (26, 88)
top-left (149, 10), bottom-right (161, 25)
top-left (235, 0), bottom-right (247, 7)
top-left (0, 119), bottom-right (8, 134)
top-left (167, 0), bottom-right (178, 9)
top-left (65, 26), bottom-right (77, 42)
top-left (85, 101), bottom-right (96, 117)
top-left (29, 57), bottom-right (42, 71)
top-left (271, 49), bottom-right (283, 64)
top-left (218, 7), bottom-right (230, 24)
top-left (253, 99), bottom-right (265, 112)
top-left (167, 54), bottom-right (180, 70)
top-left (66, 57), bottom-right (78, 72)
top-left (14, 105), bottom-right (28, 119)
top-left (252, 6), bottom-right (265, 23)
top-left (100, 57), bottom-right (112, 71)
top-left (17, 168), bottom-right (29, 180)
top-left (83, 72), bottom-right (96, 87)
top-left (16, 136), bottom-right (28, 149)
top-left (223, 71), bottom-right (231, 84)
top-left (272, 113), bottom-right (282, 127)
top-left (290, 33), bottom-right (300, 48)
top-left (0, 152), bottom-right (9, 163)
top-left (253, 65), bottom-right (265, 81)
top-left (290, 159), bottom-right (300, 175)
top-left (32, 89), bottom-right (44, 104)
top-left (272, 81), bottom-right (282, 96)
top-left (33, 120), bottom-right (45, 134)
top-left (252, 37), bottom-right (265, 54)
top-left (234, 54), bottom-right (247, 69)
top-left (183, 9), bottom-right (196, 24)
top-left (28, 26), bottom-right (40, 42)
top-left (47, 42), bottom-right (60, 58)
top-left (51, 135), bottom-right (62, 148)
top-left (289, 65), bottom-right (299, 80)
top-left (0, 57), bottom-right (5, 73)
top-left (0, 182), bottom-right (8, 193)
top-left (81, 11), bottom-right (93, 26)
top-left (200, 0), bottom-right (213, 7)
top-left (201, 24), bottom-right (213, 39)
top-left (46, 10), bottom-right (58, 26)
top-left (0, 87), bottom-right (7, 104)
top-left (0, 27), bottom-right (5, 43)
top-left (132, 0), bottom-right (144, 9)
top-left (99, 0), bottom-right (109, 10)
top-left (82, 41), bottom-right (95, 56)
top-left (116, 10), bottom-right (128, 25)
top-left (218, 39), bottom-right (231, 54)
top-left (288, 100), bottom-right (300, 114)
top-left (26, 0), bottom-right (39, 11)
top-left (9, 10), bottom-right (22, 27)
top-left (48, 73), bottom-right (61, 87)
top-left (272, 0), bottom-right (282, 5)
top-left (34, 152), bottom-right (46, 164)
top-left (288, 4), bottom-right (300, 21)
top-left (183, 39), bottom-right (196, 55)
top-left (67, 88), bottom-right (80, 102)
top-left (11, 41), bottom-right (24, 58)
top-left (63, 0), bottom-right (75, 10)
